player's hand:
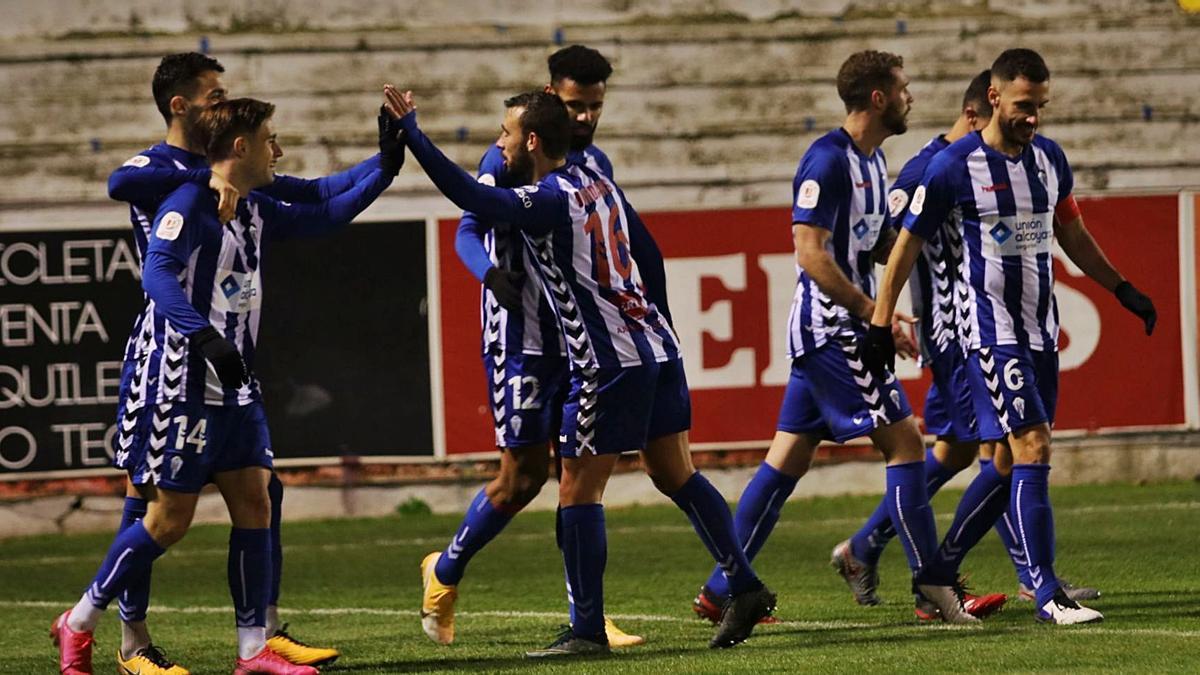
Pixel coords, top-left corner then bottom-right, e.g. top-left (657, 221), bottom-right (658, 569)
top-left (382, 85), bottom-right (416, 119)
top-left (192, 326), bottom-right (249, 388)
top-left (859, 323), bottom-right (895, 380)
top-left (892, 312), bottom-right (919, 360)
top-left (209, 171), bottom-right (240, 223)
top-left (483, 266), bottom-right (525, 311)
top-left (1114, 281), bottom-right (1156, 335)
top-left (377, 106), bottom-right (406, 175)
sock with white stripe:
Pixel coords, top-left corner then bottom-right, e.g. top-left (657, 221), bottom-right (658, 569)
top-left (981, 459), bottom-right (1034, 588)
top-left (559, 504), bottom-right (607, 641)
top-left (671, 471), bottom-right (762, 596)
top-left (1011, 464), bottom-right (1060, 606)
top-left (885, 461), bottom-right (939, 575)
top-left (434, 488), bottom-right (518, 586)
top-left (228, 527), bottom-right (271, 659)
top-left (920, 460), bottom-right (1011, 584)
top-left (851, 447), bottom-right (960, 566)
top-left (704, 462), bottom-right (797, 598)
top-left (69, 520), bottom-right (166, 632)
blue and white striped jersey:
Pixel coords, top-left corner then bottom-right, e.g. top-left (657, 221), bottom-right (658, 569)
top-left (888, 134), bottom-right (963, 361)
top-left (787, 128), bottom-right (890, 358)
top-left (122, 168), bottom-right (393, 409)
top-left (467, 144), bottom-right (615, 357)
top-left (401, 112), bottom-right (678, 370)
top-left (904, 132), bottom-right (1074, 352)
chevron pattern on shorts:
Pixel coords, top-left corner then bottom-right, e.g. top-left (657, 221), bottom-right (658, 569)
top-left (978, 347), bottom-right (1011, 433)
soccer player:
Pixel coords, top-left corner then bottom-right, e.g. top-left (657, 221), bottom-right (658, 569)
top-left (421, 45), bottom-right (656, 648)
top-left (834, 69), bottom-right (1099, 616)
top-left (102, 52), bottom-right (370, 672)
top-left (385, 85), bottom-right (776, 655)
top-left (861, 48), bottom-right (1156, 624)
top-left (51, 97), bottom-right (402, 674)
top-left (689, 50), bottom-right (977, 625)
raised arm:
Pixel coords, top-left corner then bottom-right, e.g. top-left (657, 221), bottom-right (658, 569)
top-left (262, 167), bottom-right (395, 240)
top-left (384, 87), bottom-right (565, 236)
top-left (261, 153), bottom-right (383, 202)
top-left (109, 154), bottom-right (240, 222)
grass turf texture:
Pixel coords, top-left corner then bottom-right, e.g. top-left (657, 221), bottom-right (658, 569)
top-left (3, 481), bottom-right (1197, 673)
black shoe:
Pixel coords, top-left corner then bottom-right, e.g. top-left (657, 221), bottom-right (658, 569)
top-left (525, 625), bottom-right (611, 659)
top-left (710, 585), bottom-right (777, 648)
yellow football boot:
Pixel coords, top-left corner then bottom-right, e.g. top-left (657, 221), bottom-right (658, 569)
top-left (420, 551), bottom-right (458, 645)
top-left (116, 645), bottom-right (190, 675)
top-left (604, 617), bottom-right (646, 648)
top-left (265, 624), bottom-right (340, 667)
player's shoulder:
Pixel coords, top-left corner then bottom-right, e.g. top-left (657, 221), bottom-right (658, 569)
top-left (120, 142), bottom-right (175, 169)
top-left (924, 134), bottom-right (979, 180)
top-left (1030, 134), bottom-right (1068, 164)
top-left (798, 130), bottom-right (850, 177)
top-left (159, 181), bottom-right (213, 217)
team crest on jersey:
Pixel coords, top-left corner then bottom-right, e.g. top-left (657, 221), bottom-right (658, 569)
top-left (796, 179), bottom-right (820, 209)
top-left (169, 455), bottom-right (184, 479)
top-left (1013, 396), bottom-right (1026, 419)
top-left (123, 155), bottom-right (152, 168)
top-left (510, 416), bottom-right (522, 436)
top-left (887, 189), bottom-right (909, 218)
top-left (890, 389), bottom-right (901, 409)
top-left (157, 211), bottom-right (185, 241)
top-left (909, 185), bottom-right (926, 215)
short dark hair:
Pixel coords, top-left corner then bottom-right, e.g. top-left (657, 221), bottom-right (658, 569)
top-left (195, 98), bottom-right (275, 161)
top-left (836, 50), bottom-right (904, 112)
top-left (548, 45), bottom-right (613, 86)
top-left (991, 48), bottom-right (1050, 84)
top-left (963, 69), bottom-right (993, 117)
top-left (503, 90), bottom-right (571, 159)
top-left (152, 52), bottom-right (224, 125)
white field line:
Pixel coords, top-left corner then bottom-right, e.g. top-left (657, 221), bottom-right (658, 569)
top-left (2, 501), bottom-right (1196, 568)
top-left (3, 600), bottom-right (1198, 640)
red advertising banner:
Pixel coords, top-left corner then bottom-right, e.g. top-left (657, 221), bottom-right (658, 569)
top-left (437, 194), bottom-right (1185, 455)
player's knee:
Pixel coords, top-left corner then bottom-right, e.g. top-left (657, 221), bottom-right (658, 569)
top-left (146, 510), bottom-right (191, 547)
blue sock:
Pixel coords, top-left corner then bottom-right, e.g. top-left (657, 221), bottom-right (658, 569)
top-left (116, 498), bottom-right (151, 623)
top-left (885, 461), bottom-right (938, 575)
top-left (434, 488), bottom-right (517, 586)
top-left (555, 506), bottom-right (576, 627)
top-left (560, 504), bottom-right (606, 641)
top-left (671, 472), bottom-right (761, 596)
top-left (228, 528), bottom-right (271, 629)
top-left (267, 474), bottom-right (284, 606)
top-left (705, 463), bottom-right (797, 597)
top-left (922, 460), bottom-right (1010, 584)
top-left (851, 447), bottom-right (960, 565)
top-left (85, 521), bottom-right (165, 610)
top-left (1012, 464), bottom-right (1060, 606)
top-left (981, 460), bottom-right (1033, 588)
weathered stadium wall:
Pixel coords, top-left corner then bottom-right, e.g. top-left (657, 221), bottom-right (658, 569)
top-left (1, 1), bottom-right (1198, 515)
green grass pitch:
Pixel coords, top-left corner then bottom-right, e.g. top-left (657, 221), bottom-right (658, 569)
top-left (3, 480), bottom-right (1197, 673)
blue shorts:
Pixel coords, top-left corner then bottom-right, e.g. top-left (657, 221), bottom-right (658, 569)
top-left (965, 345), bottom-right (1059, 440)
top-left (777, 339), bottom-right (913, 443)
top-left (134, 401), bottom-right (274, 493)
top-left (113, 401), bottom-right (150, 477)
top-left (558, 359), bottom-right (692, 458)
top-left (484, 351), bottom-right (571, 448)
top-left (923, 347), bottom-right (980, 442)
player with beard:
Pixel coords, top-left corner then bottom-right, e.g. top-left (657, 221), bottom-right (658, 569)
top-left (861, 48), bottom-right (1155, 624)
top-left (689, 50), bottom-right (977, 625)
top-left (419, 46), bottom-right (663, 647)
top-left (832, 69), bottom-right (1099, 617)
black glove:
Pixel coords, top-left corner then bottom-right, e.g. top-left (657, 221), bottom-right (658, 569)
top-left (859, 323), bottom-right (895, 381)
top-left (192, 326), bottom-right (249, 389)
top-left (1114, 280), bottom-right (1156, 335)
top-left (378, 106), bottom-right (406, 176)
top-left (484, 266), bottom-right (525, 312)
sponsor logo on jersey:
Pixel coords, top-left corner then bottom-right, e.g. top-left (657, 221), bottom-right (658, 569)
top-left (156, 211), bottom-right (185, 241)
top-left (513, 186), bottom-right (537, 208)
top-left (852, 220), bottom-right (870, 239)
top-left (796, 179), bottom-right (820, 209)
top-left (220, 274), bottom-right (241, 298)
